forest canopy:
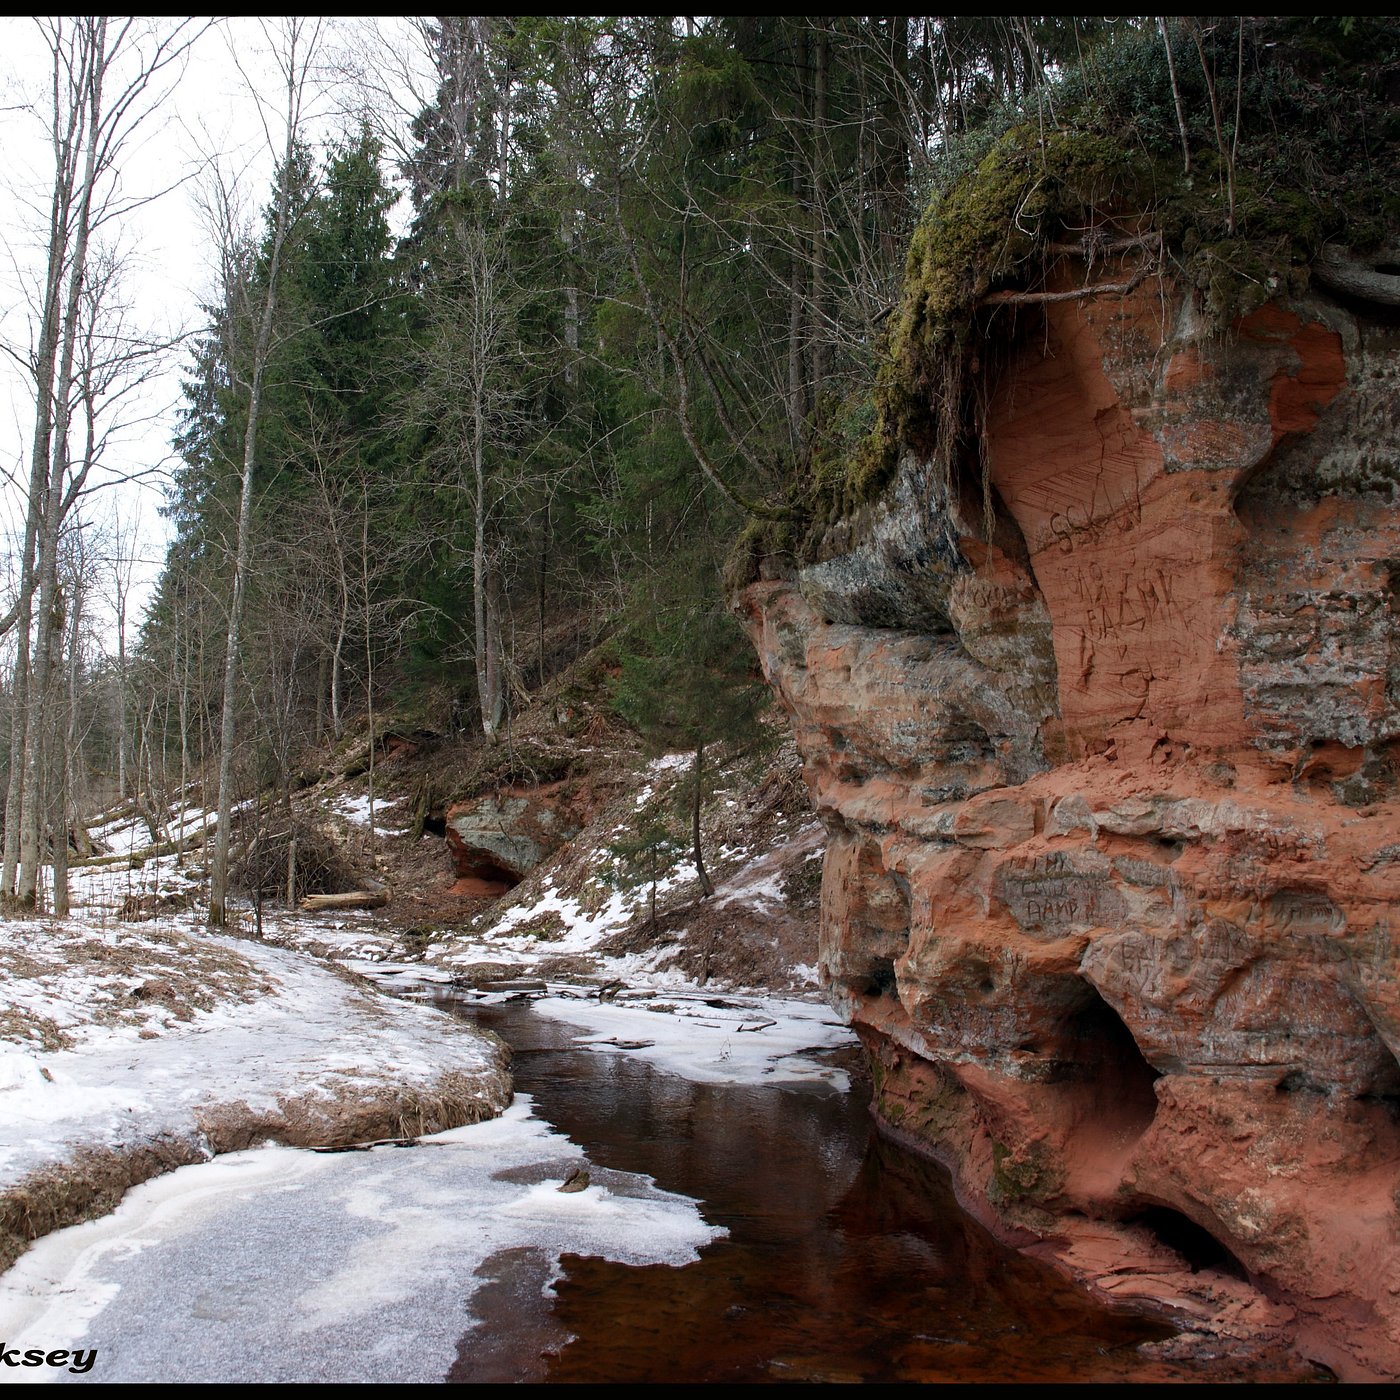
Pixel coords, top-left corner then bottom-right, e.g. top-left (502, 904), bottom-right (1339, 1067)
top-left (2, 16), bottom-right (1395, 913)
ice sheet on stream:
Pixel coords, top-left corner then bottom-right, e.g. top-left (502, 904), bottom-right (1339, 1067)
top-left (531, 993), bottom-right (852, 1089)
top-left (0, 1097), bottom-right (723, 1384)
top-left (366, 965), bottom-right (854, 1093)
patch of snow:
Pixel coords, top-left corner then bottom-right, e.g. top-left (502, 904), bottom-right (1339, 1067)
top-left (645, 752), bottom-right (692, 777)
top-left (440, 871), bottom-right (696, 974)
top-left (333, 792), bottom-right (406, 831)
top-left (255, 911), bottom-right (399, 965)
top-left (530, 992), bottom-right (852, 1089)
top-left (0, 926), bottom-right (502, 1188)
top-left (0, 1097), bottom-right (722, 1383)
top-left (709, 823), bottom-right (822, 913)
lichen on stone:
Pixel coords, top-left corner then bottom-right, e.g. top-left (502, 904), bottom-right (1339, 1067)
top-left (989, 1137), bottom-right (1066, 1209)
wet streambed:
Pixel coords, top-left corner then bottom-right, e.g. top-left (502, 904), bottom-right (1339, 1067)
top-left (443, 995), bottom-right (1218, 1385)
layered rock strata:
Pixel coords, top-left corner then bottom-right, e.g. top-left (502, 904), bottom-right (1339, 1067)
top-left (741, 269), bottom-right (1400, 1378)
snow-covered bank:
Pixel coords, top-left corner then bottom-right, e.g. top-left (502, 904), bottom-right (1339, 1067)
top-left (417, 814), bottom-right (826, 994)
top-left (0, 919), bottom-right (510, 1270)
top-left (0, 1096), bottom-right (721, 1384)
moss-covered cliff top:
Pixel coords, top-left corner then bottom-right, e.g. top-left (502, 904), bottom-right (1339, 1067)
top-left (730, 16), bottom-right (1400, 586)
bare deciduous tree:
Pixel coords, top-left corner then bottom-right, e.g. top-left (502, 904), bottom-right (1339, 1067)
top-left (206, 16), bottom-right (325, 929)
top-left (2, 17), bottom-right (205, 909)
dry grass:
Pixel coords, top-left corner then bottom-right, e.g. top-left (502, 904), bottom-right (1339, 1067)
top-left (0, 1006), bottom-right (68, 1051)
top-left (0, 1139), bottom-right (207, 1273)
top-left (0, 1054), bottom-right (512, 1273)
top-left (0, 920), bottom-right (275, 1048)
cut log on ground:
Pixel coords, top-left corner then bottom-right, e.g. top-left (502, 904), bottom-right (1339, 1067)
top-left (299, 888), bottom-right (390, 912)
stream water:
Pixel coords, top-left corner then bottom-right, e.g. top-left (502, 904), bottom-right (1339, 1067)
top-left (0, 989), bottom-right (1315, 1383)
top-left (440, 995), bottom-right (1222, 1385)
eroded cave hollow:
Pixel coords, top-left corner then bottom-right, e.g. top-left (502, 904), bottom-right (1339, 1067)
top-left (1067, 981), bottom-right (1161, 1135)
top-left (449, 852), bottom-right (522, 898)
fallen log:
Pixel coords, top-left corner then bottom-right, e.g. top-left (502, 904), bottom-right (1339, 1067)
top-left (70, 821), bottom-right (98, 860)
top-left (71, 828), bottom-right (212, 869)
top-left (299, 887), bottom-right (390, 912)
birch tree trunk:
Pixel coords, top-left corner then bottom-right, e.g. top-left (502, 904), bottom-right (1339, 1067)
top-left (691, 741), bottom-right (714, 899)
top-left (53, 566), bottom-right (86, 918)
top-left (115, 565), bottom-right (129, 801)
top-left (3, 21), bottom-right (91, 898)
top-left (18, 19), bottom-right (105, 909)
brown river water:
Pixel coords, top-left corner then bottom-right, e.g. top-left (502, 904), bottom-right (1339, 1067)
top-left (439, 996), bottom-right (1319, 1385)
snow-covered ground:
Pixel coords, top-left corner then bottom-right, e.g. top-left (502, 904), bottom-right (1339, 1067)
top-left (86, 803), bottom-right (216, 861)
top-left (424, 870), bottom-right (701, 987)
top-left (0, 1096), bottom-right (721, 1384)
top-left (0, 917), bottom-right (508, 1208)
top-left (419, 759), bottom-right (826, 993)
top-left (0, 761), bottom-right (855, 1383)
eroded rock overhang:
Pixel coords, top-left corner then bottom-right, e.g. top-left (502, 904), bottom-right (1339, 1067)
top-left (739, 265), bottom-right (1400, 1378)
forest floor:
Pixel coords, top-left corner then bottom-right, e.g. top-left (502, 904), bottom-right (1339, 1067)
top-left (249, 684), bottom-right (828, 998)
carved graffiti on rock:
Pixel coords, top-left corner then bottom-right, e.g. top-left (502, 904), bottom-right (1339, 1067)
top-left (1037, 475), bottom-right (1145, 556)
top-left (996, 851), bottom-right (1126, 934)
top-left (1264, 890), bottom-right (1347, 937)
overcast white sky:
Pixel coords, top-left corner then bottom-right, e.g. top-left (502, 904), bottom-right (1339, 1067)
top-left (0, 17), bottom-right (430, 646)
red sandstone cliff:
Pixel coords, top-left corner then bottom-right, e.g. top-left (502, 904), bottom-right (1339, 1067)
top-left (740, 267), bottom-right (1400, 1379)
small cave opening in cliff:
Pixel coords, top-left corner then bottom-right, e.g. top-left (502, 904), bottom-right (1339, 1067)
top-left (1068, 984), bottom-right (1161, 1133)
top-left (422, 814), bottom-right (446, 839)
top-left (451, 852), bottom-right (522, 898)
top-left (1129, 1206), bottom-right (1249, 1281)
top-left (864, 957), bottom-right (899, 999)
top-left (1276, 1068), bottom-right (1329, 1097)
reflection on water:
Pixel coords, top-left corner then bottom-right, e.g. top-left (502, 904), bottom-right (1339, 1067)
top-left (442, 999), bottom-right (1229, 1385)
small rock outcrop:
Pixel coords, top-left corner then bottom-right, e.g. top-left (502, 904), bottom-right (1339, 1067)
top-left (445, 782), bottom-right (584, 895)
top-left (741, 262), bottom-right (1400, 1376)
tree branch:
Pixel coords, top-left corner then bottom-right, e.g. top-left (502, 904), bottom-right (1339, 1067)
top-left (980, 256), bottom-right (1157, 309)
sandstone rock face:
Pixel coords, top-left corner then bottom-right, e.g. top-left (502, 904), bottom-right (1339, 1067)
top-left (445, 783), bottom-right (583, 896)
top-left (741, 274), bottom-right (1400, 1378)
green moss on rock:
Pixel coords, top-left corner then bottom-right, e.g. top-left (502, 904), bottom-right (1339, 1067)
top-left (989, 1138), bottom-right (1066, 1208)
top-left (729, 20), bottom-right (1399, 594)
